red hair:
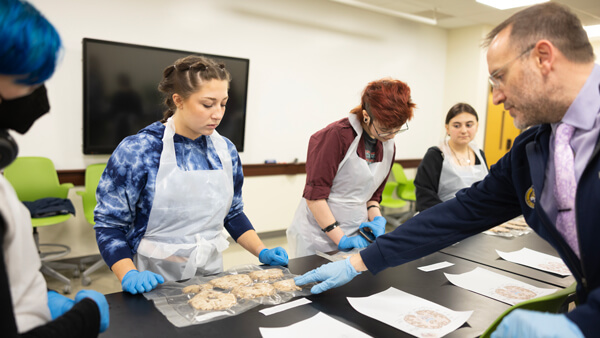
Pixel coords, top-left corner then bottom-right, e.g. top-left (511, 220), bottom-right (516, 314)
top-left (350, 78), bottom-right (415, 129)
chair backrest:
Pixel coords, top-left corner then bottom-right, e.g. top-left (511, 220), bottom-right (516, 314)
top-left (480, 282), bottom-right (577, 338)
top-left (77, 163), bottom-right (106, 225)
top-left (4, 157), bottom-right (70, 201)
top-left (382, 181), bottom-right (399, 199)
top-left (391, 163), bottom-right (408, 184)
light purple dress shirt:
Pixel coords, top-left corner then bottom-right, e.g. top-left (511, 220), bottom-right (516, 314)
top-left (541, 64), bottom-right (600, 227)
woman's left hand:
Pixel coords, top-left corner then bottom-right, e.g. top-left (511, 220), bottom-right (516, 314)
top-left (359, 216), bottom-right (387, 237)
top-left (259, 247), bottom-right (289, 266)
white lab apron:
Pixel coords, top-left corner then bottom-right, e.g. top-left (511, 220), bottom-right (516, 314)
top-left (438, 140), bottom-right (488, 202)
top-left (134, 118), bottom-right (232, 281)
top-left (0, 176), bottom-right (51, 332)
top-left (287, 114), bottom-right (394, 257)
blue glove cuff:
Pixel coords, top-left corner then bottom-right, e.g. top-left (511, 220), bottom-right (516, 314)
top-left (259, 248), bottom-right (269, 263)
top-left (122, 269), bottom-right (138, 281)
top-left (344, 258), bottom-right (362, 278)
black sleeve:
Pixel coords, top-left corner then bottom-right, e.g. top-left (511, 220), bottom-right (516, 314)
top-left (22, 299), bottom-right (100, 338)
top-left (0, 215), bottom-right (101, 338)
top-left (0, 215), bottom-right (19, 337)
top-left (414, 147), bottom-right (443, 212)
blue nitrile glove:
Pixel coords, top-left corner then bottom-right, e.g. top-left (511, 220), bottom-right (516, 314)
top-left (259, 247), bottom-right (289, 266)
top-left (121, 270), bottom-right (165, 295)
top-left (491, 309), bottom-right (584, 338)
top-left (47, 290), bottom-right (75, 319)
top-left (359, 216), bottom-right (387, 237)
top-left (294, 258), bottom-right (361, 294)
top-left (75, 290), bottom-right (110, 333)
top-left (337, 234), bottom-right (370, 251)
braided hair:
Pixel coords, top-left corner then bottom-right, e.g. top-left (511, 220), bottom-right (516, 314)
top-left (158, 55), bottom-right (231, 122)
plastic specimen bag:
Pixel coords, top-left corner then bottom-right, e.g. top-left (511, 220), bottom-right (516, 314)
top-left (144, 265), bottom-right (312, 327)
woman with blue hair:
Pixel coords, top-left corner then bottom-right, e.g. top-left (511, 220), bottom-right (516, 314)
top-left (0, 0), bottom-right (108, 336)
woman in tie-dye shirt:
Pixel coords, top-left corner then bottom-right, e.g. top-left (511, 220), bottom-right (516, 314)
top-left (94, 55), bottom-right (288, 293)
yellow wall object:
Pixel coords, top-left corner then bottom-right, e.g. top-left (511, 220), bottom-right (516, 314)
top-left (483, 89), bottom-right (521, 167)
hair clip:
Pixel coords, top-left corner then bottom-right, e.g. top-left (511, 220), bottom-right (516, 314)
top-left (190, 62), bottom-right (207, 71)
top-left (218, 64), bottom-right (226, 70)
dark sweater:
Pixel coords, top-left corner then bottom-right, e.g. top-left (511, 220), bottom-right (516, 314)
top-left (414, 146), bottom-right (487, 212)
top-left (0, 216), bottom-right (101, 337)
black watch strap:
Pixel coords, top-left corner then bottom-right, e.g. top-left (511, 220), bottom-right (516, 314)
top-left (322, 221), bottom-right (339, 233)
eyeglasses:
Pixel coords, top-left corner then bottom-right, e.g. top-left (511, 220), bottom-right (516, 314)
top-left (372, 121), bottom-right (409, 137)
top-left (488, 44), bottom-right (535, 90)
top-left (365, 106), bottom-right (409, 138)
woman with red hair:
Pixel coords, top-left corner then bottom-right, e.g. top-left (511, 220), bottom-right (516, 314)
top-left (287, 79), bottom-right (415, 257)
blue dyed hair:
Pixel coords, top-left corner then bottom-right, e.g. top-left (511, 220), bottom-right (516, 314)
top-left (0, 0), bottom-right (61, 85)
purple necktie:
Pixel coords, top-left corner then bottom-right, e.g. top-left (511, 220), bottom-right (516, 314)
top-left (554, 123), bottom-right (579, 257)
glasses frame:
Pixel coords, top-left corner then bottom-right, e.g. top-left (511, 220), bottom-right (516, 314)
top-left (364, 106), bottom-right (409, 138)
top-left (488, 44), bottom-right (535, 90)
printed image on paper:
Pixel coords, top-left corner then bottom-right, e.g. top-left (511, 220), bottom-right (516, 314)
top-left (347, 287), bottom-right (472, 338)
top-left (444, 267), bottom-right (557, 305)
top-left (496, 248), bottom-right (571, 276)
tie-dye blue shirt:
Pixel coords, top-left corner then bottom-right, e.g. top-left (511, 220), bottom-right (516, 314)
top-left (93, 121), bottom-right (253, 268)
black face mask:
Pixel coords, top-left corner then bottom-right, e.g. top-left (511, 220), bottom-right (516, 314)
top-left (0, 84), bottom-right (50, 134)
top-left (0, 84), bottom-right (49, 169)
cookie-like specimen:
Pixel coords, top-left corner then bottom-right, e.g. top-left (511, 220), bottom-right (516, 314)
top-left (489, 226), bottom-right (510, 233)
top-left (188, 290), bottom-right (237, 311)
top-left (404, 309), bottom-right (451, 329)
top-left (209, 274), bottom-right (253, 289)
top-left (232, 283), bottom-right (276, 299)
top-left (248, 269), bottom-right (284, 281)
top-left (272, 279), bottom-right (301, 292)
top-left (182, 284), bottom-right (213, 294)
top-left (495, 285), bottom-right (537, 300)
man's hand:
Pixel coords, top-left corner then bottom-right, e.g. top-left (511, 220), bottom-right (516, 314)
top-left (294, 258), bottom-right (361, 294)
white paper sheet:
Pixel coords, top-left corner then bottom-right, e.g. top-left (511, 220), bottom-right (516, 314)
top-left (259, 298), bottom-right (312, 316)
top-left (496, 248), bottom-right (572, 276)
top-left (347, 287), bottom-right (472, 338)
top-left (418, 261), bottom-right (454, 272)
top-left (444, 267), bottom-right (558, 305)
top-left (259, 312), bottom-right (371, 338)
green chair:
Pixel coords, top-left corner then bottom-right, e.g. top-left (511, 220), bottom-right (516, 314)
top-left (391, 163), bottom-right (416, 213)
top-left (380, 181), bottom-right (407, 209)
top-left (4, 156), bottom-right (76, 293)
top-left (380, 169), bottom-right (409, 228)
top-left (76, 163), bottom-right (107, 286)
top-left (480, 282), bottom-right (578, 338)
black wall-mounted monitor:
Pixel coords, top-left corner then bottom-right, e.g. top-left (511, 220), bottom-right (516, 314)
top-left (83, 38), bottom-right (249, 154)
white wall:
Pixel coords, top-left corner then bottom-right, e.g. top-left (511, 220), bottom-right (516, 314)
top-left (592, 39), bottom-right (600, 58)
top-left (18, 0), bottom-right (448, 168)
top-left (20, 0), bottom-right (457, 257)
top-left (442, 25), bottom-right (492, 148)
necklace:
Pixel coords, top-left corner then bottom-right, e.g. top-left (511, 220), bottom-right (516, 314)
top-left (449, 145), bottom-right (472, 166)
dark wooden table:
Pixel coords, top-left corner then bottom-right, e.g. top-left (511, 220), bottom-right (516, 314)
top-left (440, 232), bottom-right (575, 288)
top-left (101, 251), bottom-right (562, 337)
